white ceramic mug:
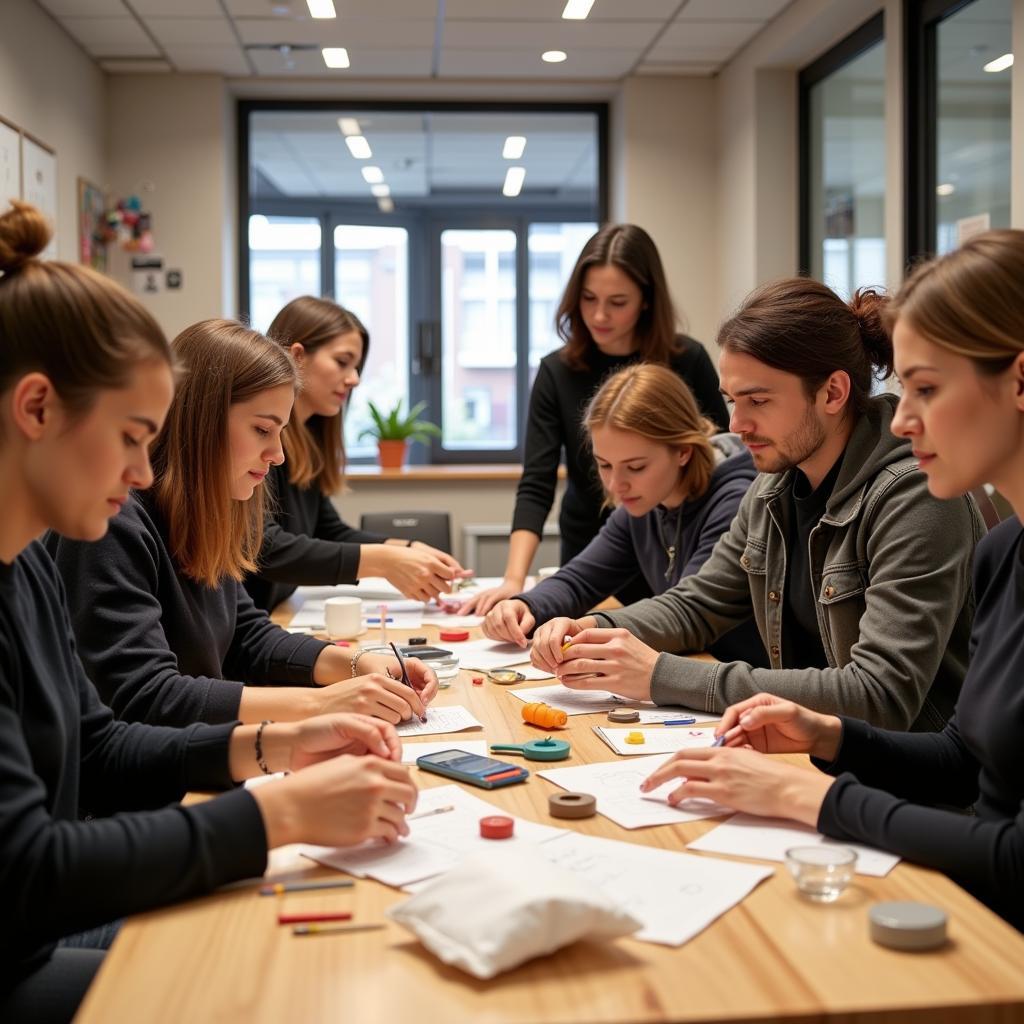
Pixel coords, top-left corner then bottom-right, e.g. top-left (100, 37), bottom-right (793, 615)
top-left (324, 596), bottom-right (363, 639)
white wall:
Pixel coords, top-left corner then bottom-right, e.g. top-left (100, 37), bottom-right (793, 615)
top-left (0, 0), bottom-right (106, 261)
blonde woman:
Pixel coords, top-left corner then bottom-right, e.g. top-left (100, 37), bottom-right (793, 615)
top-left (49, 319), bottom-right (437, 727)
top-left (484, 363), bottom-right (763, 664)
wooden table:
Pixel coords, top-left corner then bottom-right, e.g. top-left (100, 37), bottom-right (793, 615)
top-left (77, 615), bottom-right (1024, 1024)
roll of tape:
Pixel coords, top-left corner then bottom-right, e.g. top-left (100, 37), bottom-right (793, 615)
top-left (869, 902), bottom-right (947, 951)
top-left (607, 708), bottom-right (640, 723)
top-left (548, 792), bottom-right (597, 819)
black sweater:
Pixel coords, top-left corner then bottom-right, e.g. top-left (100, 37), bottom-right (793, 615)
top-left (244, 462), bottom-right (385, 612)
top-left (512, 339), bottom-right (730, 559)
top-left (816, 517), bottom-right (1024, 931)
top-left (47, 491), bottom-right (328, 727)
top-left (0, 543), bottom-right (266, 988)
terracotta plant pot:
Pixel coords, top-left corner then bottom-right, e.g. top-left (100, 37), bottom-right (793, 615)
top-left (377, 439), bottom-right (407, 469)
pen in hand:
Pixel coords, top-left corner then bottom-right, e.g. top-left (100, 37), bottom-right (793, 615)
top-left (389, 640), bottom-right (428, 723)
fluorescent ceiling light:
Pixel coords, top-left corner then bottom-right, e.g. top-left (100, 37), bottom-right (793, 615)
top-left (371, 183), bottom-right (391, 197)
top-left (502, 166), bottom-right (526, 198)
top-left (503, 136), bottom-right (527, 159)
top-left (542, 50), bottom-right (567, 63)
top-left (361, 165), bottom-right (384, 184)
top-left (345, 135), bottom-right (372, 159)
top-left (338, 117), bottom-right (361, 136)
top-left (983, 53), bottom-right (1013, 72)
top-left (307, 0), bottom-right (336, 17)
top-left (562, 0), bottom-right (595, 18)
top-left (936, 183), bottom-right (956, 196)
top-left (322, 47), bottom-right (350, 68)
top-left (378, 197), bottom-right (395, 213)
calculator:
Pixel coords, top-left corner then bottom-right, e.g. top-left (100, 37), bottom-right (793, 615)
top-left (416, 748), bottom-right (530, 789)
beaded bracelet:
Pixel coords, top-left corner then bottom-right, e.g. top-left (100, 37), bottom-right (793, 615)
top-left (255, 719), bottom-right (273, 775)
top-left (350, 650), bottom-right (371, 678)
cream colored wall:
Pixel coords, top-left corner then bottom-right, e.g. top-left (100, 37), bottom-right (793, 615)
top-left (106, 75), bottom-right (232, 338)
top-left (0, 0), bottom-right (106, 261)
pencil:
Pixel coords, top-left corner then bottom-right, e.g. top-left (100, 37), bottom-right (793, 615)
top-left (293, 922), bottom-right (387, 936)
top-left (407, 804), bottom-right (455, 821)
top-left (278, 911), bottom-right (353, 925)
top-left (259, 879), bottom-right (355, 896)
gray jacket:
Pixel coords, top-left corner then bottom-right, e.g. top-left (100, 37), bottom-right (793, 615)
top-left (595, 395), bottom-right (983, 731)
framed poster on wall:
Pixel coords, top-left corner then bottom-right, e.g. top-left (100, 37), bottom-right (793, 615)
top-left (77, 177), bottom-right (107, 271)
top-left (0, 116), bottom-right (20, 207)
top-left (21, 133), bottom-right (57, 259)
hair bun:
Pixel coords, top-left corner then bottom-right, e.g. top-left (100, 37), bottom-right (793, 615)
top-left (0, 200), bottom-right (53, 275)
top-left (849, 286), bottom-right (894, 378)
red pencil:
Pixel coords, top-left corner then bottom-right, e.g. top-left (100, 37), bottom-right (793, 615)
top-left (277, 911), bottom-right (353, 925)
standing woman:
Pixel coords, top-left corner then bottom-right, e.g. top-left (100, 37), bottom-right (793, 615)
top-left (640, 229), bottom-right (1024, 931)
top-left (482, 363), bottom-right (763, 665)
top-left (461, 224), bottom-right (729, 615)
top-left (49, 318), bottom-right (437, 728)
top-left (244, 296), bottom-right (468, 613)
top-left (0, 203), bottom-right (417, 1022)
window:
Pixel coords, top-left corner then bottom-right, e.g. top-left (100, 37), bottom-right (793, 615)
top-left (240, 102), bottom-right (606, 463)
top-left (800, 14), bottom-right (886, 299)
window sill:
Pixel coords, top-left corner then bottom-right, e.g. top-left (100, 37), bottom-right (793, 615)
top-left (345, 464), bottom-right (566, 483)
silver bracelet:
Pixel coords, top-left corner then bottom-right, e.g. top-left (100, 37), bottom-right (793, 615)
top-left (350, 650), bottom-right (371, 678)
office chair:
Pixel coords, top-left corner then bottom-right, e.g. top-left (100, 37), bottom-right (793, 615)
top-left (360, 511), bottom-right (452, 553)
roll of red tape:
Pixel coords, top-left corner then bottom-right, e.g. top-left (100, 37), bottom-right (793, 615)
top-left (439, 629), bottom-right (470, 642)
top-left (479, 815), bottom-right (514, 840)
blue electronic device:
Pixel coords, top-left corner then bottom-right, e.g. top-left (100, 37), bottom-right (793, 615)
top-left (416, 748), bottom-right (529, 789)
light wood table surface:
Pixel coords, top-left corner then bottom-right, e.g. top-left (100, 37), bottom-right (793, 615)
top-left (77, 611), bottom-right (1024, 1024)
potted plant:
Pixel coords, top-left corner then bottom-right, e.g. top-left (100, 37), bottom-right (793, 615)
top-left (358, 399), bottom-right (441, 469)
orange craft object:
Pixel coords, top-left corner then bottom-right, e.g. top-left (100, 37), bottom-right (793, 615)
top-left (521, 702), bottom-right (568, 729)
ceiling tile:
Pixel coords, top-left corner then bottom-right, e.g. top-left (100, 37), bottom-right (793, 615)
top-left (442, 20), bottom-right (661, 50)
top-left (146, 17), bottom-right (237, 47)
top-left (655, 19), bottom-right (765, 48)
top-left (36, 0), bottom-right (125, 16)
top-left (59, 17), bottom-right (161, 56)
top-left (248, 46), bottom-right (433, 75)
top-left (236, 17), bottom-right (436, 47)
top-left (131, 0), bottom-right (225, 15)
top-left (676, 0), bottom-right (791, 18)
top-left (226, 0), bottom-right (439, 16)
top-left (164, 45), bottom-right (252, 74)
top-left (636, 61), bottom-right (720, 75)
top-left (439, 47), bottom-right (637, 78)
top-left (444, 0), bottom-right (676, 19)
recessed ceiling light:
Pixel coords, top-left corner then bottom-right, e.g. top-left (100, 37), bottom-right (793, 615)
top-left (378, 197), bottom-right (395, 213)
top-left (345, 135), bottom-right (372, 159)
top-left (562, 0), bottom-right (595, 19)
top-left (502, 166), bottom-right (526, 197)
top-left (983, 53), bottom-right (1013, 72)
top-left (322, 47), bottom-right (350, 68)
top-left (503, 136), bottom-right (527, 159)
top-left (338, 117), bottom-right (361, 136)
top-left (361, 166), bottom-right (384, 184)
top-left (307, 0), bottom-right (336, 17)
top-left (542, 50), bottom-right (567, 63)
top-left (371, 184), bottom-right (391, 197)
top-left (936, 183), bottom-right (956, 196)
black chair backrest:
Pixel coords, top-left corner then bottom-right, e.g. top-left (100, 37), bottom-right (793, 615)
top-left (360, 511), bottom-right (452, 554)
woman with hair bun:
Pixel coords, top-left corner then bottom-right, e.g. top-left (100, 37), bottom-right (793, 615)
top-left (642, 229), bottom-right (1024, 933)
top-left (483, 362), bottom-right (764, 665)
top-left (0, 202), bottom-right (417, 1022)
top-left (533, 277), bottom-right (982, 733)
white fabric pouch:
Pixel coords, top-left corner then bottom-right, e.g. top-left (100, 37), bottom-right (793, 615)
top-left (386, 847), bottom-right (641, 979)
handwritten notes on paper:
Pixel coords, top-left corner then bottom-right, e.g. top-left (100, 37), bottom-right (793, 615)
top-left (593, 725), bottom-right (719, 756)
top-left (394, 705), bottom-right (483, 738)
top-left (508, 684), bottom-right (717, 721)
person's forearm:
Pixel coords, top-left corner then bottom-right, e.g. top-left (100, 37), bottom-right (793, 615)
top-left (312, 644), bottom-right (355, 684)
top-left (238, 687), bottom-right (318, 723)
top-left (504, 530), bottom-right (541, 586)
top-left (810, 716), bottom-right (844, 763)
top-left (228, 721), bottom-right (296, 780)
top-left (779, 768), bottom-right (836, 827)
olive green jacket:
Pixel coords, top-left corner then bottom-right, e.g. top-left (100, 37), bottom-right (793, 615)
top-left (594, 396), bottom-right (983, 730)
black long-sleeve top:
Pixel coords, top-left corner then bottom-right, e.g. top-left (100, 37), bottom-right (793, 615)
top-left (512, 338), bottom-right (730, 559)
top-left (0, 542), bottom-right (267, 988)
top-left (46, 491), bottom-right (329, 727)
top-left (244, 462), bottom-right (385, 612)
top-left (815, 517), bottom-right (1024, 930)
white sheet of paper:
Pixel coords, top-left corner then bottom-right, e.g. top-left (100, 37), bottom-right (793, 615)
top-left (637, 707), bottom-right (719, 724)
top-left (453, 638), bottom-right (534, 669)
top-left (687, 813), bottom-right (900, 877)
top-left (593, 725), bottom-right (719, 756)
top-left (536, 831), bottom-right (772, 946)
top-left (400, 740), bottom-right (488, 764)
top-left (538, 754), bottom-right (733, 829)
top-left (395, 705), bottom-right (483, 737)
top-left (507, 685), bottom-right (715, 720)
top-left (302, 784), bottom-right (565, 888)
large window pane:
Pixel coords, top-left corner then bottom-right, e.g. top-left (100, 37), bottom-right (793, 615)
top-left (333, 225), bottom-right (409, 459)
top-left (440, 229), bottom-right (517, 451)
top-left (934, 0), bottom-right (1012, 254)
top-left (248, 215), bottom-right (321, 333)
top-left (806, 38), bottom-right (886, 298)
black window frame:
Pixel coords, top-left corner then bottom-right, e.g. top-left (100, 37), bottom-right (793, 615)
top-left (237, 99), bottom-right (609, 464)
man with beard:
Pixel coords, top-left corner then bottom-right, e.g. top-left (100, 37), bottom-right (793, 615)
top-left (530, 278), bottom-right (982, 732)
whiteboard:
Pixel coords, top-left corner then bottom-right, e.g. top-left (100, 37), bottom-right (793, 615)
top-left (0, 120), bottom-right (19, 206)
top-left (21, 135), bottom-right (57, 259)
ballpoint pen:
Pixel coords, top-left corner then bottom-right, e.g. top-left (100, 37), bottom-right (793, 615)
top-left (389, 640), bottom-right (427, 722)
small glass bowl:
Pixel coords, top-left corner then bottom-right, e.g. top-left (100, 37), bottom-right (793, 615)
top-left (784, 845), bottom-right (857, 902)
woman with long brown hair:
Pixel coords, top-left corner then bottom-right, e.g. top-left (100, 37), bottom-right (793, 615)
top-left (49, 317), bottom-right (438, 728)
top-left (245, 295), bottom-right (468, 613)
top-left (460, 223), bottom-right (729, 616)
top-left (0, 202), bottom-right (417, 1022)
top-left (482, 363), bottom-right (761, 665)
